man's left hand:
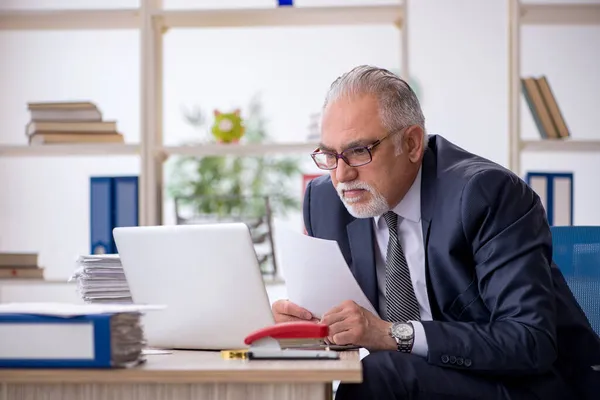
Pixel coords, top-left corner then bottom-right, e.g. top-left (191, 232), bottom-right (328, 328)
top-left (320, 300), bottom-right (397, 351)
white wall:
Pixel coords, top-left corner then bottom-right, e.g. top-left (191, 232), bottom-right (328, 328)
top-left (1, 0), bottom-right (599, 286)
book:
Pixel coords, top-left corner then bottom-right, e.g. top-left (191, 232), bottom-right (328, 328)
top-left (521, 77), bottom-right (559, 139)
top-left (536, 76), bottom-right (571, 139)
top-left (0, 302), bottom-right (163, 368)
top-left (29, 132), bottom-right (124, 145)
top-left (0, 268), bottom-right (44, 279)
top-left (0, 252), bottom-right (38, 268)
top-left (27, 101), bottom-right (98, 110)
top-left (26, 120), bottom-right (117, 136)
top-left (27, 101), bottom-right (102, 122)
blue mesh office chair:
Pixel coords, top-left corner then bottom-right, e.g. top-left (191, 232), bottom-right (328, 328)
top-left (551, 226), bottom-right (600, 336)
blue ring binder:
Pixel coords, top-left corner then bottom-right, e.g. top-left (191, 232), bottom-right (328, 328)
top-left (90, 176), bottom-right (139, 255)
top-left (525, 172), bottom-right (574, 226)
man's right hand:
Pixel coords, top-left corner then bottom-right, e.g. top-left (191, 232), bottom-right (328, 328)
top-left (271, 299), bottom-right (319, 323)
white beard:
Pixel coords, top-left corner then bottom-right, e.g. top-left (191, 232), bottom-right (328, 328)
top-left (336, 181), bottom-right (389, 218)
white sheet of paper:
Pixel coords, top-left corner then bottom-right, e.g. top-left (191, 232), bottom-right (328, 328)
top-left (278, 228), bottom-right (378, 319)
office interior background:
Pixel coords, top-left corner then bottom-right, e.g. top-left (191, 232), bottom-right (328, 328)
top-left (0, 0), bottom-right (599, 303)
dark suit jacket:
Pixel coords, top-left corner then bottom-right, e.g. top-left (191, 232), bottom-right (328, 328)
top-left (303, 134), bottom-right (600, 398)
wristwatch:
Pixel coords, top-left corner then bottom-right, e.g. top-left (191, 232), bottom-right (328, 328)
top-left (389, 322), bottom-right (414, 353)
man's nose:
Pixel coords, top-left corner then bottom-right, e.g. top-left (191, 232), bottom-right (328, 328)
top-left (335, 159), bottom-right (357, 183)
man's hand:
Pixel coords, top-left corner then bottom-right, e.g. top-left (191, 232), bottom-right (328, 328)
top-left (272, 299), bottom-right (319, 323)
top-left (320, 300), bottom-right (396, 351)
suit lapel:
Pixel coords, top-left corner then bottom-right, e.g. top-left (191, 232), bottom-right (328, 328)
top-left (420, 148), bottom-right (436, 248)
top-left (346, 218), bottom-right (379, 312)
top-left (420, 146), bottom-right (441, 319)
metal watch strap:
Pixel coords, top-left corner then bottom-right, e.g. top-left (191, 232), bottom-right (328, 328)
top-left (397, 336), bottom-right (414, 353)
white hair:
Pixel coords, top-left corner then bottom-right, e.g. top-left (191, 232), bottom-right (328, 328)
top-left (322, 65), bottom-right (426, 154)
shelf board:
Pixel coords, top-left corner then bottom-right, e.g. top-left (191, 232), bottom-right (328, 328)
top-left (0, 144), bottom-right (139, 157)
top-left (163, 142), bottom-right (319, 157)
top-left (520, 3), bottom-right (600, 25)
top-left (521, 139), bottom-right (600, 152)
top-left (0, 9), bottom-right (140, 30)
top-left (155, 5), bottom-right (403, 29)
top-left (0, 5), bottom-right (403, 30)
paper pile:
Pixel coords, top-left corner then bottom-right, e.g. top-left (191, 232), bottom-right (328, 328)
top-left (70, 254), bottom-right (133, 304)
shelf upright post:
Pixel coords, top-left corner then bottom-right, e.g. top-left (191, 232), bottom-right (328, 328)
top-left (400, 1), bottom-right (409, 84)
top-left (508, 0), bottom-right (521, 174)
top-left (140, 0), bottom-right (164, 226)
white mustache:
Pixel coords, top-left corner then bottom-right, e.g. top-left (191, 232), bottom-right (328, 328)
top-left (336, 181), bottom-right (372, 196)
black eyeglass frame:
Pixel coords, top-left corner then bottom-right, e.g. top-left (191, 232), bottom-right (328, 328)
top-left (310, 128), bottom-right (405, 170)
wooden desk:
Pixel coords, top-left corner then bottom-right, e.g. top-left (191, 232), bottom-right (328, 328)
top-left (0, 350), bottom-right (362, 400)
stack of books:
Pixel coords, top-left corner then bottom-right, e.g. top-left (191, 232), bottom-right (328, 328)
top-left (25, 101), bottom-right (124, 145)
top-left (70, 254), bottom-right (132, 304)
top-left (0, 252), bottom-right (44, 280)
top-left (0, 302), bottom-right (162, 368)
top-left (521, 75), bottom-right (571, 140)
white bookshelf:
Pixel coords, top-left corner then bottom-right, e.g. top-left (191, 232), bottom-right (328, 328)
top-left (507, 0), bottom-right (600, 174)
top-left (0, 1), bottom-right (408, 227)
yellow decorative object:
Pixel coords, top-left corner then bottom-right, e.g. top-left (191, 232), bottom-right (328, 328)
top-left (211, 109), bottom-right (245, 143)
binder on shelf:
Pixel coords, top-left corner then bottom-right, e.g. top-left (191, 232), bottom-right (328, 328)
top-left (114, 176), bottom-right (139, 229)
top-left (91, 176), bottom-right (139, 255)
top-left (90, 177), bottom-right (113, 254)
top-left (0, 312), bottom-right (144, 368)
top-left (526, 172), bottom-right (573, 226)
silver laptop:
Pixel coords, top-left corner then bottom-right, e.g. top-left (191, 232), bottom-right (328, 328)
top-left (112, 223), bottom-right (276, 350)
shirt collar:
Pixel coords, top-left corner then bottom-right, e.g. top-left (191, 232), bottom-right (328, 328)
top-left (374, 166), bottom-right (422, 226)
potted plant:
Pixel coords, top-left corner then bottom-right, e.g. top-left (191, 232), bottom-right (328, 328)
top-left (167, 94), bottom-right (303, 276)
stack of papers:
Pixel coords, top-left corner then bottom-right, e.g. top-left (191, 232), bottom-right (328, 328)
top-left (70, 255), bottom-right (133, 304)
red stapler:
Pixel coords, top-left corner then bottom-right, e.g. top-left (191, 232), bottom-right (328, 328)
top-left (243, 321), bottom-right (340, 360)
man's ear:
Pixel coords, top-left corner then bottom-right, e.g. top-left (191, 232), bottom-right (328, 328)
top-left (404, 126), bottom-right (424, 163)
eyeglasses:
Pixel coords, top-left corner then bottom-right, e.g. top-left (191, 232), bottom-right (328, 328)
top-left (310, 129), bottom-right (403, 170)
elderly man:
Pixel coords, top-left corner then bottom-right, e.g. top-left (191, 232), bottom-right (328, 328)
top-left (272, 65), bottom-right (600, 399)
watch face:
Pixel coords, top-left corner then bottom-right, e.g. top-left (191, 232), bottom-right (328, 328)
top-left (392, 323), bottom-right (414, 339)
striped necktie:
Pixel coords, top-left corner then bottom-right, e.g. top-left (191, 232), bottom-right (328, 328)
top-left (383, 211), bottom-right (421, 322)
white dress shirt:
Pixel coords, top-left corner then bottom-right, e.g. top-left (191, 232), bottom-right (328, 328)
top-left (373, 166), bottom-right (431, 357)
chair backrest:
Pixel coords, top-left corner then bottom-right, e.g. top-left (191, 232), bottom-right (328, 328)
top-left (551, 226), bottom-right (600, 335)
